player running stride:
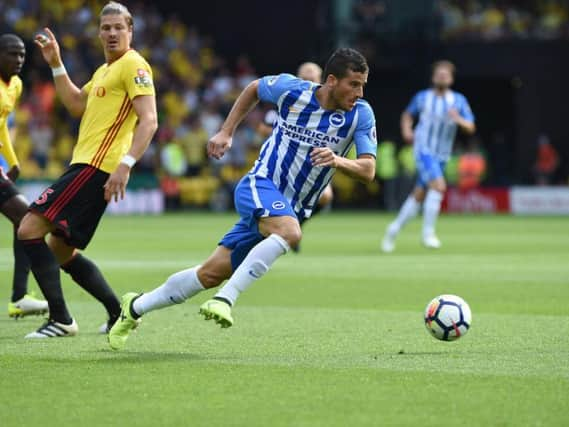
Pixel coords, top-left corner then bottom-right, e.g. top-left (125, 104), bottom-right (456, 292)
top-left (17, 1), bottom-right (157, 338)
top-left (109, 48), bottom-right (377, 350)
top-left (0, 34), bottom-right (49, 318)
top-left (382, 60), bottom-right (475, 252)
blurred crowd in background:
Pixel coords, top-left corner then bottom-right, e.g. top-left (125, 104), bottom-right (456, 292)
top-left (0, 0), bottom-right (566, 212)
top-left (352, 0), bottom-right (569, 41)
top-left (437, 0), bottom-right (569, 40)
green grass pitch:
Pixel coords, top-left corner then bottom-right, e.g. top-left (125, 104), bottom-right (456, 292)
top-left (0, 212), bottom-right (568, 426)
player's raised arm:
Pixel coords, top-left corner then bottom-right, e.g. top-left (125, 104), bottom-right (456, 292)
top-left (208, 79), bottom-right (260, 159)
top-left (35, 27), bottom-right (87, 117)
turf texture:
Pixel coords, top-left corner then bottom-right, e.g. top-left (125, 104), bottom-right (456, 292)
top-left (0, 212), bottom-right (567, 426)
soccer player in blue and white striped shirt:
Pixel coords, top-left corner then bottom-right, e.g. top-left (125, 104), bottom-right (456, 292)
top-left (382, 60), bottom-right (476, 252)
top-left (109, 48), bottom-right (378, 349)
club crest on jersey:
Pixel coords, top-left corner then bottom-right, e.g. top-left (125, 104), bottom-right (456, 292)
top-left (134, 69), bottom-right (152, 87)
top-left (329, 112), bottom-right (346, 128)
top-left (272, 201), bottom-right (285, 210)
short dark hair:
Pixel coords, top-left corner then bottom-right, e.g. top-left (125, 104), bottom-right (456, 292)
top-left (432, 60), bottom-right (456, 76)
top-left (100, 1), bottom-right (133, 28)
top-left (0, 34), bottom-right (24, 50)
top-left (323, 48), bottom-right (368, 80)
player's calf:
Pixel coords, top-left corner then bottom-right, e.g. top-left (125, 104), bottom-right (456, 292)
top-left (197, 246), bottom-right (233, 289)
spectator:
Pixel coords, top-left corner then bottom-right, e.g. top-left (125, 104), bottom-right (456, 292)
top-left (534, 134), bottom-right (559, 185)
top-left (458, 137), bottom-right (487, 190)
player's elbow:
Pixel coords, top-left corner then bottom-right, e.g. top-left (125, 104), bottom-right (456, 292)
top-left (360, 163), bottom-right (376, 183)
top-left (68, 94), bottom-right (87, 118)
top-left (141, 112), bottom-right (159, 134)
top-left (358, 157), bottom-right (375, 184)
top-left (362, 170), bottom-right (375, 183)
top-left (69, 104), bottom-right (85, 118)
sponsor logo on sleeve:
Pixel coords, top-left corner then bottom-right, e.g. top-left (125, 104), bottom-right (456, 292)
top-left (134, 68), bottom-right (153, 87)
top-left (369, 127), bottom-right (377, 143)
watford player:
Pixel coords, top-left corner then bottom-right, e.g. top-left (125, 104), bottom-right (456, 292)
top-left (18, 1), bottom-right (158, 338)
top-left (0, 34), bottom-right (49, 318)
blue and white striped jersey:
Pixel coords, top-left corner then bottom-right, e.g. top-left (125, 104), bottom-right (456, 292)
top-left (253, 73), bottom-right (377, 219)
top-left (407, 89), bottom-right (475, 161)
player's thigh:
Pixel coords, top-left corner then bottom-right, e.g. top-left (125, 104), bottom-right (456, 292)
top-left (198, 246), bottom-right (233, 289)
top-left (258, 215), bottom-right (302, 247)
top-left (18, 211), bottom-right (54, 240)
top-left (428, 176), bottom-right (446, 193)
top-left (47, 235), bottom-right (77, 265)
top-left (318, 184), bottom-right (334, 206)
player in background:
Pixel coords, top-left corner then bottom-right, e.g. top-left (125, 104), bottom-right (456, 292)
top-left (109, 48), bottom-right (378, 350)
top-left (258, 61), bottom-right (334, 229)
top-left (17, 1), bottom-right (158, 338)
top-left (382, 60), bottom-right (475, 252)
top-left (0, 34), bottom-right (49, 318)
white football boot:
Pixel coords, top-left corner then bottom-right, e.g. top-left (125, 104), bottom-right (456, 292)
top-left (25, 318), bottom-right (78, 339)
top-left (8, 294), bottom-right (49, 318)
top-left (381, 225), bottom-right (398, 253)
top-left (422, 234), bottom-right (442, 249)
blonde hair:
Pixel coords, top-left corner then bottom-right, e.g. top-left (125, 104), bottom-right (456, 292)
top-left (100, 1), bottom-right (133, 28)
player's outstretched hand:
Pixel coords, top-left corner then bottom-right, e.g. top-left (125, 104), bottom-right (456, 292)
top-left (208, 130), bottom-right (232, 160)
top-left (310, 147), bottom-right (338, 168)
top-left (104, 164), bottom-right (131, 203)
top-left (448, 108), bottom-right (461, 123)
top-left (34, 28), bottom-right (62, 68)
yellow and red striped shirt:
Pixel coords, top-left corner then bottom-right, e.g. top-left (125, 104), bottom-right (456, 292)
top-left (72, 49), bottom-right (155, 173)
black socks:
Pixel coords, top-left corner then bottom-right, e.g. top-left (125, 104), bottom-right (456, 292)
top-left (21, 239), bottom-right (72, 324)
top-left (11, 228), bottom-right (30, 302)
top-left (61, 254), bottom-right (120, 319)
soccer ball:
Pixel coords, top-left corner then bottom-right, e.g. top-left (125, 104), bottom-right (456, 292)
top-left (424, 294), bottom-right (472, 341)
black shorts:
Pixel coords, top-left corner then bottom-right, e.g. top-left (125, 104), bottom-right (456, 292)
top-left (30, 164), bottom-right (109, 249)
top-left (0, 169), bottom-right (20, 207)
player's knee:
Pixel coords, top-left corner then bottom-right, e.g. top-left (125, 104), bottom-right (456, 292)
top-left (48, 238), bottom-right (75, 265)
top-left (17, 214), bottom-right (37, 240)
top-left (259, 216), bottom-right (302, 247)
top-left (413, 188), bottom-right (426, 203)
top-left (431, 181), bottom-right (446, 193)
top-left (277, 226), bottom-right (302, 248)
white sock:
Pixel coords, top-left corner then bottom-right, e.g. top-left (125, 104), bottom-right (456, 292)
top-left (423, 190), bottom-right (443, 237)
top-left (132, 266), bottom-right (205, 316)
top-left (215, 234), bottom-right (290, 306)
top-left (389, 195), bottom-right (420, 234)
